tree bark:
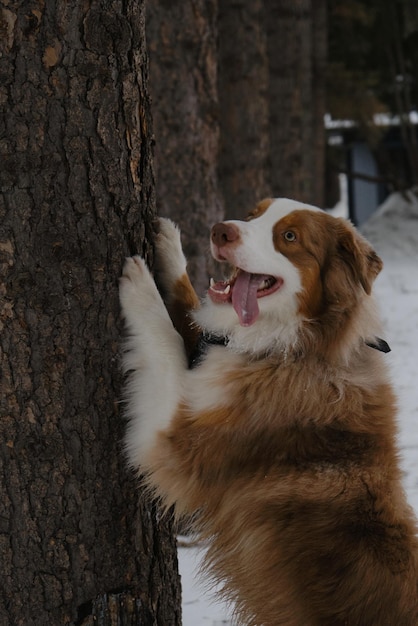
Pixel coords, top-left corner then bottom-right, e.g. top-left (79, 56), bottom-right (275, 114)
top-left (218, 0), bottom-right (270, 219)
top-left (147, 0), bottom-right (223, 295)
top-left (217, 0), bottom-right (327, 219)
top-left (0, 1), bottom-right (180, 624)
top-left (265, 0), bottom-right (326, 206)
top-left (311, 0), bottom-right (327, 207)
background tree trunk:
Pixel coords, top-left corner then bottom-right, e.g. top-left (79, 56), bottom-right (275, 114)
top-left (218, 0), bottom-right (270, 219)
top-left (218, 0), bottom-right (327, 219)
top-left (266, 0), bottom-right (326, 207)
top-left (147, 0), bottom-right (223, 295)
top-left (311, 0), bottom-right (327, 207)
top-left (0, 2), bottom-right (180, 624)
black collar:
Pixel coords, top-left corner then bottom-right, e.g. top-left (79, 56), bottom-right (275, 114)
top-left (188, 333), bottom-right (228, 369)
top-left (188, 333), bottom-right (390, 368)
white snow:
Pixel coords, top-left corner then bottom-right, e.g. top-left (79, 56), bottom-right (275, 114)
top-left (362, 190), bottom-right (418, 508)
top-left (178, 536), bottom-right (232, 625)
top-left (178, 189), bottom-right (418, 625)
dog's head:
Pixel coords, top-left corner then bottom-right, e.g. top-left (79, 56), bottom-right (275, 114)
top-left (196, 198), bottom-right (383, 356)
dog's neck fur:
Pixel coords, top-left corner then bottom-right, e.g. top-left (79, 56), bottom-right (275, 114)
top-left (193, 296), bottom-right (301, 358)
top-left (193, 291), bottom-right (389, 364)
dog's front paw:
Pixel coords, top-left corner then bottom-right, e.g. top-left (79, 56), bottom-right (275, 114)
top-left (154, 218), bottom-right (188, 293)
top-left (119, 256), bottom-right (165, 327)
top-left (120, 255), bottom-right (152, 298)
top-left (121, 255), bottom-right (149, 286)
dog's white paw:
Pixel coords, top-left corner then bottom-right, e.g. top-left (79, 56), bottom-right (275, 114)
top-left (120, 255), bottom-right (153, 298)
top-left (121, 255), bottom-right (149, 284)
top-left (119, 256), bottom-right (164, 325)
top-left (154, 218), bottom-right (188, 293)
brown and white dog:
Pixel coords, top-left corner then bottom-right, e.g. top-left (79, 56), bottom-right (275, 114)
top-left (119, 198), bottom-right (418, 626)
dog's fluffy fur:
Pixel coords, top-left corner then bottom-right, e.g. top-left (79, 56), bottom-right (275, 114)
top-left (119, 198), bottom-right (418, 625)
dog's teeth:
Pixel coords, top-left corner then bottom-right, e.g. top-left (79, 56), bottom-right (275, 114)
top-left (259, 278), bottom-right (275, 290)
top-left (210, 278), bottom-right (231, 295)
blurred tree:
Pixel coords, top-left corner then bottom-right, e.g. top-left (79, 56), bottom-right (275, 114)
top-left (217, 0), bottom-right (270, 219)
top-left (0, 1), bottom-right (180, 624)
top-left (265, 0), bottom-right (327, 208)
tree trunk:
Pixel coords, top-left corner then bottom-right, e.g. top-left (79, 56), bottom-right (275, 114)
top-left (218, 0), bottom-right (270, 219)
top-left (311, 0), bottom-right (327, 207)
top-left (217, 0), bottom-right (327, 219)
top-left (0, 2), bottom-right (181, 624)
top-left (265, 0), bottom-right (326, 206)
top-left (147, 0), bottom-right (223, 295)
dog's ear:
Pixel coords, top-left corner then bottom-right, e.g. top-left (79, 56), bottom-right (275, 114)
top-left (336, 220), bottom-right (382, 295)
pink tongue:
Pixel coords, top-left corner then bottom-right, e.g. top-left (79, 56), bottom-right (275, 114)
top-left (232, 271), bottom-right (267, 326)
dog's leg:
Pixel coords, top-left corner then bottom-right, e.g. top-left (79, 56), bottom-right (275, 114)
top-left (153, 218), bottom-right (201, 358)
top-left (119, 255), bottom-right (187, 469)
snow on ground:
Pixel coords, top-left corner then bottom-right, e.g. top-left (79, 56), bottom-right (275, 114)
top-left (362, 190), bottom-right (418, 510)
top-left (179, 537), bottom-right (232, 626)
top-left (179, 190), bottom-right (418, 625)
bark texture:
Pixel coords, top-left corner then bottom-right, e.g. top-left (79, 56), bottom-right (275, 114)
top-left (147, 0), bottom-right (223, 295)
top-left (266, 0), bottom-right (326, 207)
top-left (0, 2), bottom-right (180, 624)
top-left (218, 0), bottom-right (270, 219)
top-left (218, 0), bottom-right (327, 218)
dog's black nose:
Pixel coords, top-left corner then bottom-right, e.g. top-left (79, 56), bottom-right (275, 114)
top-left (211, 222), bottom-right (240, 247)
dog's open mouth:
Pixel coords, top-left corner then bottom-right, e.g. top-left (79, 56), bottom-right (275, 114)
top-left (208, 269), bottom-right (283, 326)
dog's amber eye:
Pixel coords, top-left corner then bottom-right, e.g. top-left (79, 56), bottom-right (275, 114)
top-left (283, 230), bottom-right (296, 242)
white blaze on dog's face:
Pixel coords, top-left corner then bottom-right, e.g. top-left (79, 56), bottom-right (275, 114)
top-left (201, 196), bottom-right (382, 358)
top-left (208, 198), bottom-right (325, 327)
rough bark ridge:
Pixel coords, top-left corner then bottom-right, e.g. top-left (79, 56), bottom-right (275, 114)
top-left (147, 0), bottom-right (223, 295)
top-left (0, 1), bottom-right (180, 624)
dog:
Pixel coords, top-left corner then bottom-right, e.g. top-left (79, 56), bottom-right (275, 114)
top-left (119, 198), bottom-right (418, 625)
